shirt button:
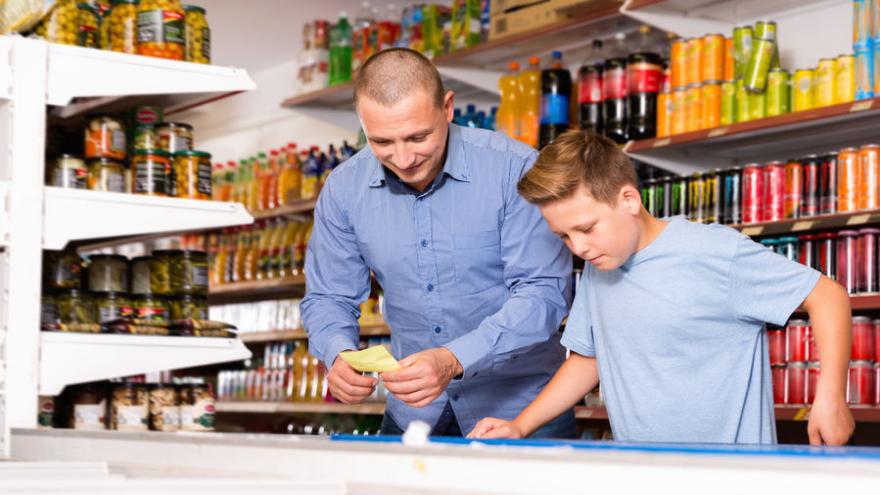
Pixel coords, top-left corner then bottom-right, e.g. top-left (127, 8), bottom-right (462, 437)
top-left (426, 283), bottom-right (434, 292)
top-left (452, 394), bottom-right (460, 401)
top-left (421, 239), bottom-right (428, 247)
top-left (434, 326), bottom-right (441, 334)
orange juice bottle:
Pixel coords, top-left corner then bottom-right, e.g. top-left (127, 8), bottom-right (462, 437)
top-left (277, 143), bottom-right (302, 206)
top-left (519, 56), bottom-right (542, 147)
top-left (232, 227), bottom-right (248, 283)
top-left (278, 221), bottom-right (302, 278)
top-left (295, 221), bottom-right (313, 276)
top-left (496, 61), bottom-right (521, 140)
top-left (246, 157), bottom-right (261, 212)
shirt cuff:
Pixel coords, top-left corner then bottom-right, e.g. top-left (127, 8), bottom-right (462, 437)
top-left (443, 332), bottom-right (495, 380)
top-left (320, 335), bottom-right (360, 368)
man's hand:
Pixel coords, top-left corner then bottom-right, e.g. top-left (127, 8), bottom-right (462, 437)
top-left (468, 418), bottom-right (524, 439)
top-left (808, 391), bottom-right (854, 446)
top-left (381, 347), bottom-right (463, 408)
top-left (327, 356), bottom-right (378, 404)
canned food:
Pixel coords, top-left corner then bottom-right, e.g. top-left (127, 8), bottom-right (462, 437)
top-left (33, 0), bottom-right (80, 46)
top-left (848, 360), bottom-right (876, 405)
top-left (671, 38), bottom-right (686, 88)
top-left (786, 361), bottom-right (807, 405)
top-left (800, 154), bottom-right (821, 217)
top-left (853, 316), bottom-right (876, 361)
top-left (763, 161), bottom-right (785, 222)
top-left (157, 122), bottom-right (194, 154)
top-left (860, 228), bottom-right (880, 293)
top-left (149, 384), bottom-right (180, 432)
top-left (766, 68), bottom-right (790, 117)
top-left (723, 37), bottom-right (734, 81)
top-left (784, 160), bottom-right (802, 219)
top-left (806, 361), bottom-right (820, 404)
top-left (41, 293), bottom-right (59, 328)
top-left (702, 34), bottom-right (724, 82)
top-left (799, 234), bottom-right (818, 270)
top-left (838, 147), bottom-right (860, 212)
top-left (43, 249), bottom-right (83, 290)
top-left (860, 144), bottom-right (880, 209)
top-left (836, 54), bottom-right (857, 104)
top-left (742, 164), bottom-right (764, 224)
top-left (837, 230), bottom-right (861, 294)
top-left (720, 80), bottom-right (736, 125)
top-left (701, 82), bottom-right (721, 129)
top-left (132, 149), bottom-right (171, 196)
top-left (875, 319), bottom-right (880, 363)
top-left (671, 87), bottom-right (687, 134)
top-left (656, 90), bottom-right (672, 137)
top-left (772, 364), bottom-right (786, 404)
top-left (768, 326), bottom-right (786, 365)
top-left (685, 83), bottom-right (703, 132)
top-left (685, 37), bottom-right (703, 86)
top-left (733, 26), bottom-right (753, 81)
top-left (749, 90), bottom-right (766, 120)
top-left (818, 232), bottom-right (838, 279)
top-left (84, 114), bottom-right (126, 160)
top-left (821, 151), bottom-right (840, 214)
top-left (735, 79), bottom-right (751, 122)
top-left (744, 24), bottom-right (776, 93)
top-left (793, 69), bottom-right (815, 112)
top-left (47, 154), bottom-right (88, 189)
top-left (778, 237), bottom-right (799, 262)
top-left (814, 58), bottom-right (836, 107)
top-left (876, 362), bottom-right (880, 405)
top-left (807, 322), bottom-right (820, 362)
top-left (856, 46), bottom-right (874, 100)
top-left (111, 382), bottom-right (149, 431)
top-left (786, 319), bottom-right (811, 362)
top-left (722, 167), bottom-right (742, 224)
top-left (86, 158), bottom-right (126, 193)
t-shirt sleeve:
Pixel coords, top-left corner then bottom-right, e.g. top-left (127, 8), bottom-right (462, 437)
top-left (729, 236), bottom-right (822, 326)
top-left (560, 273), bottom-right (596, 357)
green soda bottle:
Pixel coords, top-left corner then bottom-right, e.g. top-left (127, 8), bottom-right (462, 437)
top-left (329, 12), bottom-right (353, 86)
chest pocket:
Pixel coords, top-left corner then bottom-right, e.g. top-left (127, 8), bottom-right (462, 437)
top-left (454, 229), bottom-right (503, 294)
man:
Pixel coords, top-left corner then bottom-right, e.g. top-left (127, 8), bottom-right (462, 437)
top-left (302, 48), bottom-right (573, 437)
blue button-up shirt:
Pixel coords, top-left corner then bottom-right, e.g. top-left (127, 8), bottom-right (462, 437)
top-left (302, 125), bottom-right (572, 434)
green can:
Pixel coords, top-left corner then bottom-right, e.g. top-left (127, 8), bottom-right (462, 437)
top-left (754, 20), bottom-right (777, 40)
top-left (766, 68), bottom-right (791, 117)
top-left (749, 90), bottom-right (767, 120)
top-left (736, 79), bottom-right (751, 122)
top-left (642, 178), bottom-right (657, 214)
top-left (744, 28), bottom-right (776, 93)
top-left (733, 25), bottom-right (753, 80)
top-left (721, 80), bottom-right (736, 125)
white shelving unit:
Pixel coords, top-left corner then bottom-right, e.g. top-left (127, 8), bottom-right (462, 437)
top-left (0, 36), bottom-right (257, 454)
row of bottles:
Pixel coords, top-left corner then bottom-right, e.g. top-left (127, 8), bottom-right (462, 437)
top-left (211, 141), bottom-right (357, 213)
top-left (497, 56), bottom-right (542, 147)
top-left (206, 220), bottom-right (314, 286)
top-left (453, 104), bottom-right (497, 130)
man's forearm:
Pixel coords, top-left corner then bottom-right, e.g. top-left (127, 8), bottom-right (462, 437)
top-left (302, 295), bottom-right (361, 366)
top-left (803, 276), bottom-right (851, 399)
top-left (514, 353), bottom-right (598, 436)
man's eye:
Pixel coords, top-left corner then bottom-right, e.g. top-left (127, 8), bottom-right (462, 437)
top-left (410, 135), bottom-right (427, 142)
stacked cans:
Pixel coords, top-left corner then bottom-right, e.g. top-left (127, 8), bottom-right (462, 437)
top-left (853, 0), bottom-right (880, 100)
top-left (770, 318), bottom-right (880, 405)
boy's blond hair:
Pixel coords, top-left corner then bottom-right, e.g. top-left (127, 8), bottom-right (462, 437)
top-left (518, 130), bottom-right (638, 206)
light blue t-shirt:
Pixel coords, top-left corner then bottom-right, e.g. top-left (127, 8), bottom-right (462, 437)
top-left (561, 216), bottom-right (821, 444)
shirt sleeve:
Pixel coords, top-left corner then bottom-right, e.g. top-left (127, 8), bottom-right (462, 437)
top-left (443, 149), bottom-right (573, 376)
top-left (301, 175), bottom-right (372, 367)
top-left (560, 272), bottom-right (595, 357)
top-left (728, 236), bottom-right (822, 326)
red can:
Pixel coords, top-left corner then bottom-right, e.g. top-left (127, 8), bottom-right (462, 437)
top-left (798, 234), bottom-right (818, 270)
top-left (772, 365), bottom-right (786, 405)
top-left (767, 326), bottom-right (786, 365)
top-left (837, 230), bottom-right (861, 294)
top-left (786, 319), bottom-right (810, 362)
top-left (742, 163), bottom-right (764, 224)
top-left (801, 154), bottom-right (821, 217)
top-left (848, 360), bottom-right (876, 405)
top-left (821, 151), bottom-right (839, 215)
top-left (859, 228), bottom-right (879, 293)
top-left (875, 362), bottom-right (880, 405)
top-left (784, 160), bottom-right (803, 219)
top-left (763, 161), bottom-right (786, 222)
top-left (806, 361), bottom-right (820, 404)
top-left (852, 316), bottom-right (876, 361)
top-left (808, 325), bottom-right (820, 362)
top-left (817, 232), bottom-right (838, 280)
top-left (875, 319), bottom-right (880, 363)
top-left (786, 361), bottom-right (807, 405)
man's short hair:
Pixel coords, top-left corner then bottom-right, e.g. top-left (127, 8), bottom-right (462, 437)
top-left (354, 48), bottom-right (446, 108)
top-left (518, 130), bottom-right (639, 206)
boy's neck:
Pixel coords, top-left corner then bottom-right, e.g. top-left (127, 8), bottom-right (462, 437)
top-left (634, 209), bottom-right (669, 253)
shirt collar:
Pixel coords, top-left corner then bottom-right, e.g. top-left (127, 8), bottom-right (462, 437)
top-left (367, 123), bottom-right (470, 188)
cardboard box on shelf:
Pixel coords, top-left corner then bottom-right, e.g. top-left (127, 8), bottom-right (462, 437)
top-left (489, 0), bottom-right (617, 41)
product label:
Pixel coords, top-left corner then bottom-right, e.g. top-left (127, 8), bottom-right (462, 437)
top-left (197, 161), bottom-right (212, 195)
top-left (38, 397), bottom-right (54, 428)
top-left (201, 27), bottom-right (211, 59)
top-left (116, 404), bottom-right (148, 431)
top-left (191, 265), bottom-right (209, 288)
top-left (41, 300), bottom-right (58, 327)
top-left (135, 160), bottom-right (168, 195)
top-left (137, 9), bottom-right (184, 44)
top-left (161, 406), bottom-right (180, 430)
top-left (627, 63), bottom-right (663, 94)
top-left (604, 67), bottom-right (627, 99)
top-left (99, 305), bottom-right (121, 323)
top-left (111, 130), bottom-right (126, 154)
top-left (137, 305), bottom-right (169, 322)
top-left (578, 71), bottom-right (603, 104)
top-left (102, 170), bottom-right (126, 193)
top-left (540, 94), bottom-right (570, 125)
top-left (74, 403), bottom-right (106, 430)
top-left (53, 168), bottom-right (87, 189)
top-left (180, 401), bottom-right (215, 431)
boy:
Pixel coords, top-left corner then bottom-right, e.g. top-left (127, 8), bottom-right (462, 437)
top-left (469, 131), bottom-right (855, 445)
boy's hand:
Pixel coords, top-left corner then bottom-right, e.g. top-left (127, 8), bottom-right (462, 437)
top-left (808, 393), bottom-right (854, 446)
top-left (381, 347), bottom-right (463, 408)
top-left (467, 418), bottom-right (525, 439)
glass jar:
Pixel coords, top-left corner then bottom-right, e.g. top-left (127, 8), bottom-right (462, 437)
top-left (34, 0), bottom-right (79, 46)
top-left (94, 291), bottom-right (133, 323)
top-left (70, 384), bottom-right (107, 430)
top-left (134, 293), bottom-right (169, 322)
top-left (136, 0), bottom-right (185, 60)
top-left (149, 250), bottom-right (174, 295)
top-left (179, 383), bottom-right (215, 432)
top-left (87, 158), bottom-right (127, 192)
top-left (57, 289), bottom-right (98, 325)
top-left (173, 150), bottom-right (212, 199)
top-left (132, 149), bottom-right (171, 196)
top-left (43, 249), bottom-right (83, 289)
top-left (130, 255), bottom-right (156, 295)
top-left (46, 154), bottom-right (88, 189)
top-left (101, 0), bottom-right (138, 53)
top-left (111, 382), bottom-right (149, 431)
top-left (157, 122), bottom-right (193, 153)
top-left (183, 5), bottom-right (210, 64)
top-left (85, 114), bottom-right (126, 160)
top-left (77, 3), bottom-right (100, 47)
top-left (169, 250), bottom-right (208, 295)
top-left (41, 293), bottom-right (60, 329)
top-left (169, 293), bottom-right (207, 320)
top-left (149, 384), bottom-right (180, 431)
top-left (87, 254), bottom-right (129, 292)
top-left (133, 124), bottom-right (159, 150)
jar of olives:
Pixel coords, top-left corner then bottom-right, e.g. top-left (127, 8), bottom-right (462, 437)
top-left (94, 291), bottom-right (133, 323)
top-left (169, 293), bottom-right (207, 320)
top-left (57, 289), bottom-right (99, 326)
top-left (173, 150), bottom-right (212, 200)
top-left (132, 149), bottom-right (171, 196)
top-left (134, 293), bottom-right (169, 322)
top-left (101, 0), bottom-right (138, 53)
top-left (46, 154), bottom-right (88, 189)
top-left (85, 114), bottom-right (126, 160)
top-left (169, 250), bottom-right (208, 295)
top-left (34, 0), bottom-right (80, 46)
top-left (130, 255), bottom-right (156, 295)
top-left (149, 250), bottom-right (174, 295)
top-left (77, 3), bottom-right (100, 47)
top-left (87, 158), bottom-right (126, 192)
top-left (183, 5), bottom-right (210, 64)
top-left (87, 254), bottom-right (129, 292)
top-left (43, 249), bottom-right (84, 290)
top-left (157, 122), bottom-right (193, 153)
top-left (137, 0), bottom-right (185, 60)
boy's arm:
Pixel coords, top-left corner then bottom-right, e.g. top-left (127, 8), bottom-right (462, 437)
top-left (801, 275), bottom-right (855, 446)
top-left (468, 352), bottom-right (599, 439)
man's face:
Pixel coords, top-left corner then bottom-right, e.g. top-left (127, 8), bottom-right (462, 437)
top-left (539, 183), bottom-right (643, 271)
top-left (357, 89), bottom-right (455, 191)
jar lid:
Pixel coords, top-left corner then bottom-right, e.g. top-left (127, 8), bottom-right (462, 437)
top-left (184, 5), bottom-right (206, 14)
top-left (131, 255), bottom-right (156, 263)
top-left (62, 288), bottom-right (87, 297)
top-left (173, 150), bottom-right (212, 158)
top-left (158, 122), bottom-right (193, 130)
top-left (88, 254), bottom-right (128, 262)
top-left (87, 157), bottom-right (125, 165)
top-left (92, 291), bottom-right (130, 298)
top-left (152, 249), bottom-right (185, 256)
top-left (134, 149), bottom-right (171, 156)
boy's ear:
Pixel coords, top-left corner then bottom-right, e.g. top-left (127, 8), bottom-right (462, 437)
top-left (619, 185), bottom-right (642, 215)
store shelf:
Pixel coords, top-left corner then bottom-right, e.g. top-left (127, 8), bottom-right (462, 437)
top-left (731, 209), bottom-right (880, 238)
top-left (215, 401), bottom-right (386, 415)
top-left (239, 323), bottom-right (390, 343)
top-left (45, 42), bottom-right (256, 118)
top-left (209, 275), bottom-right (307, 304)
top-left (575, 405), bottom-right (608, 420)
top-left (251, 199), bottom-right (318, 220)
top-left (42, 187), bottom-right (253, 250)
top-left (39, 332), bottom-right (252, 395)
top-left (625, 97), bottom-right (880, 174)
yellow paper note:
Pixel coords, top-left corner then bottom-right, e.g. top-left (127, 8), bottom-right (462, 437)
top-left (339, 345), bottom-right (401, 373)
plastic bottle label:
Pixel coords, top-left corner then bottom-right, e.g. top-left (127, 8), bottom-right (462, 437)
top-left (604, 67), bottom-right (628, 99)
top-left (627, 63), bottom-right (663, 94)
top-left (541, 94), bottom-right (570, 125)
top-left (578, 72), bottom-right (603, 104)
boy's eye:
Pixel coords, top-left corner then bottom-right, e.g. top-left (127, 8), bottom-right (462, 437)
top-left (579, 226), bottom-right (594, 234)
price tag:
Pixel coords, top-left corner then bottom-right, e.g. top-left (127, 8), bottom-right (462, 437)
top-left (850, 100), bottom-right (874, 112)
top-left (653, 138), bottom-right (671, 148)
top-left (708, 127), bottom-right (728, 138)
top-left (793, 407), bottom-right (811, 421)
top-left (792, 221), bottom-right (815, 231)
top-left (741, 226), bottom-right (764, 236)
top-left (847, 214), bottom-right (871, 225)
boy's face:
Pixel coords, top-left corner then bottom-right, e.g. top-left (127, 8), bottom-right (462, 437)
top-left (539, 183), bottom-right (643, 271)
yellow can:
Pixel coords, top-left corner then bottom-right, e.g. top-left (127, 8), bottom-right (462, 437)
top-left (685, 38), bottom-right (703, 86)
top-left (702, 81), bottom-right (722, 129)
top-left (702, 34), bottom-right (725, 82)
top-left (735, 79), bottom-right (751, 123)
top-left (835, 54), bottom-right (856, 104)
top-left (685, 83), bottom-right (703, 132)
top-left (672, 87), bottom-right (687, 135)
top-left (793, 68), bottom-right (815, 112)
top-left (656, 90), bottom-right (672, 138)
top-left (814, 58), bottom-right (836, 107)
top-left (671, 38), bottom-right (687, 89)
